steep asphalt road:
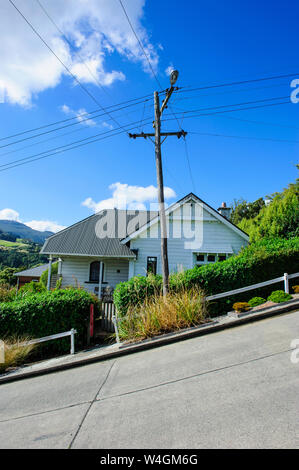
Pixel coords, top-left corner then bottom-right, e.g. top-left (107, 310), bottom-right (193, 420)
top-left (0, 310), bottom-right (298, 449)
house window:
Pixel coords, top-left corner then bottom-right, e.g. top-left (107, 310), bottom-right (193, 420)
top-left (147, 257), bottom-right (157, 275)
top-left (194, 252), bottom-right (229, 266)
top-left (89, 261), bottom-right (105, 283)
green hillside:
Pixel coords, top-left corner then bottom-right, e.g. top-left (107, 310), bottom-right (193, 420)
top-left (0, 237), bottom-right (48, 271)
top-left (0, 220), bottom-right (53, 244)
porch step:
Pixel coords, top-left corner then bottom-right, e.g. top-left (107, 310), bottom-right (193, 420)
top-left (50, 274), bottom-right (59, 289)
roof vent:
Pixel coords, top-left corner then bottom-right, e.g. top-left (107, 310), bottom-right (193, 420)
top-left (218, 202), bottom-right (232, 220)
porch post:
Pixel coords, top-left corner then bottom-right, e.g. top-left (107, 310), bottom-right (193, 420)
top-left (128, 259), bottom-right (135, 279)
top-left (47, 255), bottom-right (52, 291)
top-left (98, 261), bottom-right (103, 300)
top-left (58, 258), bottom-right (62, 277)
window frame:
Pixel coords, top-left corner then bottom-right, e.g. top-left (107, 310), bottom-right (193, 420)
top-left (89, 261), bottom-right (105, 284)
top-left (147, 256), bottom-right (157, 276)
top-left (194, 252), bottom-right (229, 266)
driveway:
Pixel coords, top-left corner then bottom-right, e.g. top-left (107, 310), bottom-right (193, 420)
top-left (0, 310), bottom-right (298, 449)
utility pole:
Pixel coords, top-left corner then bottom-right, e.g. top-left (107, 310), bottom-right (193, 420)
top-left (129, 71), bottom-right (187, 296)
top-left (154, 90), bottom-right (169, 296)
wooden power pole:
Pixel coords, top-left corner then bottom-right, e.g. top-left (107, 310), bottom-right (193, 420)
top-left (154, 91), bottom-right (169, 296)
top-left (129, 72), bottom-right (187, 296)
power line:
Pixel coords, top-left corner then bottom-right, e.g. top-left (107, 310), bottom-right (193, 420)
top-left (8, 0), bottom-right (132, 133)
top-left (189, 131), bottom-right (299, 145)
top-left (35, 0), bottom-right (113, 100)
top-left (1, 94), bottom-right (291, 155)
top-left (182, 137), bottom-right (196, 192)
top-left (163, 95), bottom-right (290, 117)
top-left (0, 94), bottom-right (154, 143)
top-left (161, 100), bottom-right (291, 122)
top-left (174, 72), bottom-right (299, 94)
top-left (0, 121), bottom-right (153, 173)
top-left (118, 0), bottom-right (196, 199)
top-left (117, 0), bottom-right (183, 129)
top-left (213, 114), bottom-right (299, 132)
top-left (172, 82), bottom-right (290, 104)
top-left (0, 115), bottom-right (156, 170)
top-left (0, 97), bottom-right (152, 150)
top-left (0, 108), bottom-right (153, 160)
top-left (118, 0), bottom-right (162, 88)
top-left (1, 98), bottom-right (292, 173)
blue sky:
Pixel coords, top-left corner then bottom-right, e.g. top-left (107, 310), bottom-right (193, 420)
top-left (0, 0), bottom-right (298, 232)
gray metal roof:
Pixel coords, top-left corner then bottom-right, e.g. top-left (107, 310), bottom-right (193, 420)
top-left (14, 264), bottom-right (49, 277)
top-left (40, 210), bottom-right (158, 257)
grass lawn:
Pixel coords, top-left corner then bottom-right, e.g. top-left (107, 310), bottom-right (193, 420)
top-left (0, 239), bottom-right (26, 248)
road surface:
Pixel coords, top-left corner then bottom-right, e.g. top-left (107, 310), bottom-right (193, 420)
top-left (0, 310), bottom-right (298, 449)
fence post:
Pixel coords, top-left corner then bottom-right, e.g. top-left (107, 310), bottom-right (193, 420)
top-left (70, 328), bottom-right (75, 354)
top-left (90, 304), bottom-right (94, 338)
top-left (0, 340), bottom-right (4, 364)
top-left (112, 314), bottom-right (120, 344)
top-left (284, 273), bottom-right (289, 294)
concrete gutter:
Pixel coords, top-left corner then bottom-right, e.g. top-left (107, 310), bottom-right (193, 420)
top-left (1, 298), bottom-right (299, 385)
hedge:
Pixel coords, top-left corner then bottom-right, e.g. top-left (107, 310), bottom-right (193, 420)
top-left (0, 288), bottom-right (97, 355)
top-left (114, 238), bottom-right (299, 316)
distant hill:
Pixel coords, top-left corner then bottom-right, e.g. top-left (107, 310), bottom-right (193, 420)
top-left (0, 220), bottom-right (53, 244)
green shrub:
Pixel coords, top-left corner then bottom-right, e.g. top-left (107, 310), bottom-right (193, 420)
top-left (17, 281), bottom-right (46, 299)
top-left (248, 296), bottom-right (266, 307)
top-left (114, 238), bottom-right (299, 316)
top-left (267, 290), bottom-right (292, 303)
top-left (0, 288), bottom-right (97, 355)
top-left (0, 284), bottom-right (16, 302)
top-left (233, 302), bottom-right (250, 313)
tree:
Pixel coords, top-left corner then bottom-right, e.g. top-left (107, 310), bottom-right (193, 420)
top-left (231, 198), bottom-right (265, 225)
top-left (238, 169), bottom-right (299, 241)
top-left (0, 267), bottom-right (19, 286)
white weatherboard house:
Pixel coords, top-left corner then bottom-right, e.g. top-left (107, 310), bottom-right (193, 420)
top-left (40, 193), bottom-right (249, 297)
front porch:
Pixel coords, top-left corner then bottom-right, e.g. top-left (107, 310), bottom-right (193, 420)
top-left (49, 256), bottom-right (131, 298)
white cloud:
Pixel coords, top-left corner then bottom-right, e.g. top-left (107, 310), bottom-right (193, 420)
top-left (1, 0), bottom-right (160, 106)
top-left (61, 104), bottom-right (96, 127)
top-left (82, 182), bottom-right (176, 212)
top-left (102, 121), bottom-right (114, 130)
top-left (165, 64), bottom-right (175, 76)
top-left (24, 220), bottom-right (66, 233)
top-left (0, 208), bottom-right (20, 221)
top-left (0, 207), bottom-right (65, 233)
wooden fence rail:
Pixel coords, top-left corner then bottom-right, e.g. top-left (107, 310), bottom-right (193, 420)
top-left (99, 272), bottom-right (299, 333)
top-left (206, 271), bottom-right (299, 302)
top-left (11, 329), bottom-right (77, 355)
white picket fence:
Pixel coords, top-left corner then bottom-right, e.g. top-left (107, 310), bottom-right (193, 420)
top-left (101, 302), bottom-right (116, 333)
top-left (206, 272), bottom-right (299, 302)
